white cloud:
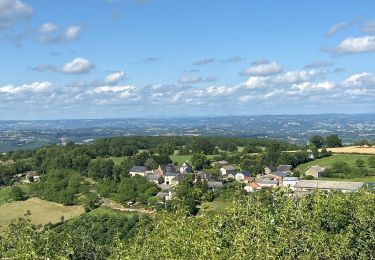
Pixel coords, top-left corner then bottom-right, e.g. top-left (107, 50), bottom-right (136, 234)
top-left (104, 70), bottom-right (125, 84)
top-left (0, 0), bottom-right (32, 29)
top-left (242, 76), bottom-right (268, 89)
top-left (292, 81), bottom-right (335, 92)
top-left (326, 22), bottom-right (350, 36)
top-left (0, 81), bottom-right (53, 94)
top-left (333, 36), bottom-right (375, 54)
top-left (241, 61), bottom-right (283, 76)
top-left (38, 22), bottom-right (57, 33)
top-left (93, 85), bottom-right (135, 94)
top-left (273, 69), bottom-right (319, 84)
top-left (37, 24), bottom-right (82, 43)
top-left (342, 72), bottom-right (375, 87)
top-left (61, 57), bottom-right (93, 74)
top-left (206, 86), bottom-right (236, 96)
top-left (178, 75), bottom-right (202, 84)
top-left (34, 57), bottom-right (94, 74)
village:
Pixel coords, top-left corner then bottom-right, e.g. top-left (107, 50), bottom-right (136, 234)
top-left (128, 160), bottom-right (368, 202)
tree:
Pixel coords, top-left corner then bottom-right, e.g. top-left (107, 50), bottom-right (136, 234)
top-left (331, 161), bottom-right (351, 173)
top-left (355, 159), bottom-right (365, 168)
top-left (10, 186), bottom-right (27, 201)
top-left (83, 192), bottom-right (101, 212)
top-left (355, 139), bottom-right (370, 147)
top-left (310, 135), bottom-right (324, 148)
top-left (190, 153), bottom-right (209, 170)
top-left (325, 134), bottom-right (343, 148)
top-left (144, 158), bottom-right (158, 170)
top-left (88, 158), bottom-right (114, 180)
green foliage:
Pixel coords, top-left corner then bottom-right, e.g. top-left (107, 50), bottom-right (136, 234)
top-left (368, 156), bottom-right (375, 168)
top-left (88, 158), bottom-right (115, 180)
top-left (111, 190), bottom-right (375, 259)
top-left (190, 153), bottom-right (209, 170)
top-left (115, 176), bottom-right (158, 203)
top-left (310, 135), bottom-right (324, 148)
top-left (355, 158), bottom-right (365, 167)
top-left (83, 192), bottom-right (102, 212)
top-left (325, 134), bottom-right (343, 148)
top-left (31, 169), bottom-right (84, 205)
top-left (10, 186), bottom-right (27, 201)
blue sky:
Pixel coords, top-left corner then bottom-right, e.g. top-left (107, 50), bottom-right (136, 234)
top-left (1, 0), bottom-right (375, 119)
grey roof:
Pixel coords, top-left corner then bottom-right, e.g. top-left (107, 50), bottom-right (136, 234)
top-left (221, 165), bottom-right (236, 170)
top-left (165, 172), bottom-right (180, 177)
top-left (269, 171), bottom-right (289, 178)
top-left (307, 165), bottom-right (326, 173)
top-left (277, 165), bottom-right (293, 171)
top-left (146, 175), bottom-right (161, 181)
top-left (239, 170), bottom-right (251, 177)
top-left (257, 178), bottom-right (278, 185)
top-left (130, 166), bottom-right (146, 172)
top-left (156, 192), bottom-right (169, 198)
top-left (283, 177), bottom-right (299, 181)
top-left (295, 180), bottom-right (364, 190)
top-left (265, 166), bottom-right (277, 171)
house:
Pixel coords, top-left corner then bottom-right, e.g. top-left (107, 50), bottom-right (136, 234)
top-left (256, 178), bottom-right (279, 188)
top-left (277, 165), bottom-right (293, 172)
top-left (146, 174), bottom-right (163, 184)
top-left (244, 182), bottom-right (261, 192)
top-left (23, 171), bottom-right (40, 183)
top-left (156, 191), bottom-right (173, 201)
top-left (305, 165), bottom-right (326, 179)
top-left (207, 181), bottom-right (223, 191)
top-left (266, 171), bottom-right (289, 180)
top-left (264, 166), bottom-right (277, 174)
top-left (282, 177), bottom-right (299, 189)
top-left (220, 165), bottom-right (236, 177)
top-left (235, 170), bottom-right (252, 182)
top-left (295, 180), bottom-right (364, 193)
top-left (195, 171), bottom-right (213, 181)
top-left (164, 172), bottom-right (181, 185)
top-left (129, 166), bottom-right (147, 177)
top-left (154, 163), bottom-right (178, 176)
top-left (211, 160), bottom-right (229, 167)
top-left (180, 161), bottom-right (193, 174)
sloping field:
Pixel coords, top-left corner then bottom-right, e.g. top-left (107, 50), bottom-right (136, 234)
top-left (327, 146), bottom-right (375, 154)
top-left (0, 197), bottom-right (84, 228)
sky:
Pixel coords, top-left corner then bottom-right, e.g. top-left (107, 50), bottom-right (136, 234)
top-left (1, 0), bottom-right (375, 120)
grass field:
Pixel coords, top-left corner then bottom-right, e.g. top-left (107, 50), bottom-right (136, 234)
top-left (0, 185), bottom-right (32, 206)
top-left (0, 197), bottom-right (84, 228)
top-left (296, 154), bottom-right (375, 172)
top-left (200, 200), bottom-right (232, 215)
top-left (170, 154), bottom-right (218, 165)
top-left (327, 146), bottom-right (375, 154)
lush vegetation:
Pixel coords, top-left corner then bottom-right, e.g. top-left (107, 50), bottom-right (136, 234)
top-left (1, 190), bottom-right (375, 259)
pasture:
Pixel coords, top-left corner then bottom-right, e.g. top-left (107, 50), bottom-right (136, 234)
top-left (0, 198), bottom-right (84, 228)
top-left (327, 146), bottom-right (375, 154)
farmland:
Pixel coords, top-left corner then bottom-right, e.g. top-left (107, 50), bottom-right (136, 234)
top-left (327, 146), bottom-right (375, 154)
top-left (0, 198), bottom-right (84, 228)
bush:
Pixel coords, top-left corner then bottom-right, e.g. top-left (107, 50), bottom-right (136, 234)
top-left (10, 186), bottom-right (27, 201)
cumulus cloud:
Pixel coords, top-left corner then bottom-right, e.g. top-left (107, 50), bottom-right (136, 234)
top-left (193, 58), bottom-right (215, 66)
top-left (326, 22), bottom-right (350, 36)
top-left (104, 70), bottom-right (125, 84)
top-left (93, 85), bottom-right (135, 94)
top-left (242, 76), bottom-right (268, 89)
top-left (273, 69), bottom-right (319, 84)
top-left (0, 0), bottom-right (32, 29)
top-left (240, 61), bottom-right (283, 76)
top-left (292, 81), bottom-right (335, 93)
top-left (342, 72), bottom-right (375, 87)
top-left (34, 57), bottom-right (94, 74)
top-left (0, 81), bottom-right (53, 94)
top-left (330, 36), bottom-right (375, 54)
top-left (38, 22), bottom-right (57, 33)
top-left (37, 25), bottom-right (82, 43)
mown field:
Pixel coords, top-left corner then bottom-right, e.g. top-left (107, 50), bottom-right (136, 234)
top-left (327, 146), bottom-right (375, 154)
top-left (296, 154), bottom-right (375, 172)
top-left (0, 198), bottom-right (84, 228)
